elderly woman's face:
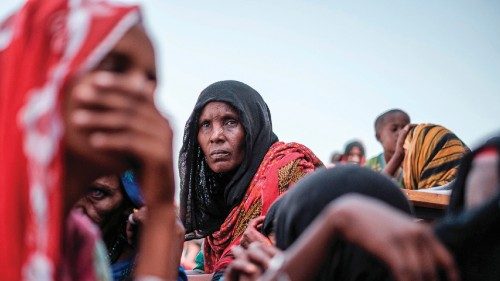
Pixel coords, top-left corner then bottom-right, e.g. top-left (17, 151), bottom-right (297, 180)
top-left (197, 102), bottom-right (245, 173)
top-left (74, 175), bottom-right (124, 227)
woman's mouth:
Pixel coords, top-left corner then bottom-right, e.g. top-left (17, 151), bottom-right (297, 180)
top-left (210, 150), bottom-right (230, 160)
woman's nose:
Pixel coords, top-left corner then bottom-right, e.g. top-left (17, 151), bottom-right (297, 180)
top-left (209, 126), bottom-right (224, 142)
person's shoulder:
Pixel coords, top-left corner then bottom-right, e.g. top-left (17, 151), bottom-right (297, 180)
top-left (366, 153), bottom-right (383, 168)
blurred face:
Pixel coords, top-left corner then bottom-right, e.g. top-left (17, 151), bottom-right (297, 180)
top-left (74, 175), bottom-right (124, 226)
top-left (377, 113), bottom-right (410, 158)
top-left (465, 151), bottom-right (499, 209)
top-left (346, 146), bottom-right (363, 164)
top-left (62, 25), bottom-right (157, 173)
top-left (197, 102), bottom-right (245, 173)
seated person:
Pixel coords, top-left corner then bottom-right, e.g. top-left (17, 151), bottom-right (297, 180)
top-left (239, 196), bottom-right (284, 248)
top-left (385, 123), bottom-right (468, 190)
top-left (179, 80), bottom-right (323, 280)
top-left (75, 173), bottom-right (139, 280)
top-left (366, 109), bottom-right (410, 183)
top-left (225, 134), bottom-right (500, 281)
top-left (0, 1), bottom-right (181, 279)
top-left (437, 134), bottom-right (500, 280)
top-left (339, 140), bottom-right (366, 165)
top-left (76, 172), bottom-right (187, 281)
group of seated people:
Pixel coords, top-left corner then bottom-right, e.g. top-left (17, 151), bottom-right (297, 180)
top-left (0, 1), bottom-right (498, 281)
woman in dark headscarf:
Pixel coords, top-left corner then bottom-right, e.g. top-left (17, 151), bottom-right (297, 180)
top-left (225, 136), bottom-right (500, 281)
top-left (274, 166), bottom-right (413, 280)
top-left (435, 134), bottom-right (500, 281)
top-left (179, 80), bottom-right (322, 277)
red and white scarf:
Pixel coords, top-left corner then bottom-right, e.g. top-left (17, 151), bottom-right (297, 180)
top-left (0, 1), bottom-right (141, 280)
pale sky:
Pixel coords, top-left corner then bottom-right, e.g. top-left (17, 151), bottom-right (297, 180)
top-left (2, 1), bottom-right (499, 165)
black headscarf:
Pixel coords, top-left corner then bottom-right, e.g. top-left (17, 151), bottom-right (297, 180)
top-left (275, 166), bottom-right (412, 281)
top-left (447, 134), bottom-right (500, 215)
top-left (434, 133), bottom-right (500, 281)
top-left (261, 196), bottom-right (284, 237)
top-left (179, 80), bottom-right (279, 239)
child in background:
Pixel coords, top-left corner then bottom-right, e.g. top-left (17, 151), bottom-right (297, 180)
top-left (366, 109), bottom-right (410, 183)
top-left (339, 140), bottom-right (366, 166)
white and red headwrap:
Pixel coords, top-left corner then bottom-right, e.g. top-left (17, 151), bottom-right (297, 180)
top-left (0, 0), bottom-right (141, 279)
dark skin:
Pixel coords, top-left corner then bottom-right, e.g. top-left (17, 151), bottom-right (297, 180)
top-left (74, 175), bottom-right (126, 227)
top-left (187, 102), bottom-right (248, 281)
top-left (465, 153), bottom-right (499, 209)
top-left (74, 175), bottom-right (135, 263)
top-left (376, 112), bottom-right (411, 163)
top-left (225, 195), bottom-right (459, 281)
top-left (383, 124), bottom-right (415, 177)
top-left (240, 216), bottom-right (272, 249)
top-left (227, 151), bottom-right (500, 281)
top-left (62, 25), bottom-right (180, 279)
top-left (197, 101), bottom-right (246, 173)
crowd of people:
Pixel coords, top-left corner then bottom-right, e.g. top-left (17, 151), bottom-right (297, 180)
top-left (0, 1), bottom-right (498, 281)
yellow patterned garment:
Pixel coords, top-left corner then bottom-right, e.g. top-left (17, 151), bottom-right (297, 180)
top-left (403, 124), bottom-right (468, 190)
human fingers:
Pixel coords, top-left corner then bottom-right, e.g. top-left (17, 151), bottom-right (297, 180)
top-left (132, 207), bottom-right (148, 225)
top-left (72, 109), bottom-right (133, 132)
top-left (399, 234), bottom-right (426, 281)
top-left (417, 231), bottom-right (439, 281)
top-left (246, 242), bottom-right (275, 270)
top-left (225, 259), bottom-right (260, 281)
top-left (429, 236), bottom-right (460, 281)
top-left (254, 242), bottom-right (279, 259)
top-left (71, 82), bottom-right (137, 112)
top-left (91, 72), bottom-right (155, 103)
top-left (246, 217), bottom-right (265, 232)
top-left (398, 124), bottom-right (415, 142)
top-left (89, 129), bottom-right (172, 170)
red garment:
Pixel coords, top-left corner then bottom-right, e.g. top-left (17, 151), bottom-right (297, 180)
top-left (0, 1), bottom-right (139, 280)
top-left (60, 211), bottom-right (111, 281)
top-left (203, 142), bottom-right (322, 273)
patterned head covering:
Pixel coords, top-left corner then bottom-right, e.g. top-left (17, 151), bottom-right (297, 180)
top-left (0, 1), bottom-right (141, 279)
top-left (402, 124), bottom-right (468, 190)
top-left (179, 80), bottom-right (279, 238)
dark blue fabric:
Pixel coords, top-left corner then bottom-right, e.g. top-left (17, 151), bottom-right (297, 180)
top-left (121, 170), bottom-right (144, 207)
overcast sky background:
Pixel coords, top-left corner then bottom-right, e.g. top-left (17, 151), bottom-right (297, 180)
top-left (2, 1), bottom-right (499, 166)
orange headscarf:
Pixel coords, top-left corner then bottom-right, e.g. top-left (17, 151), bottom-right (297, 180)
top-left (402, 124), bottom-right (468, 190)
top-left (0, 1), bottom-right (140, 279)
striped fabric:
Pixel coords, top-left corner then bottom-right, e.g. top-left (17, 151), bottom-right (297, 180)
top-left (403, 124), bottom-right (468, 190)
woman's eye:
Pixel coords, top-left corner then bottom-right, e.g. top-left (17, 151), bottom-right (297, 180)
top-left (95, 53), bottom-right (129, 74)
top-left (199, 121), bottom-right (210, 130)
top-left (88, 188), bottom-right (107, 200)
top-left (225, 119), bottom-right (238, 127)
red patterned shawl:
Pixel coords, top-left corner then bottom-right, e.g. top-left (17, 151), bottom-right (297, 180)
top-left (203, 141), bottom-right (322, 273)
